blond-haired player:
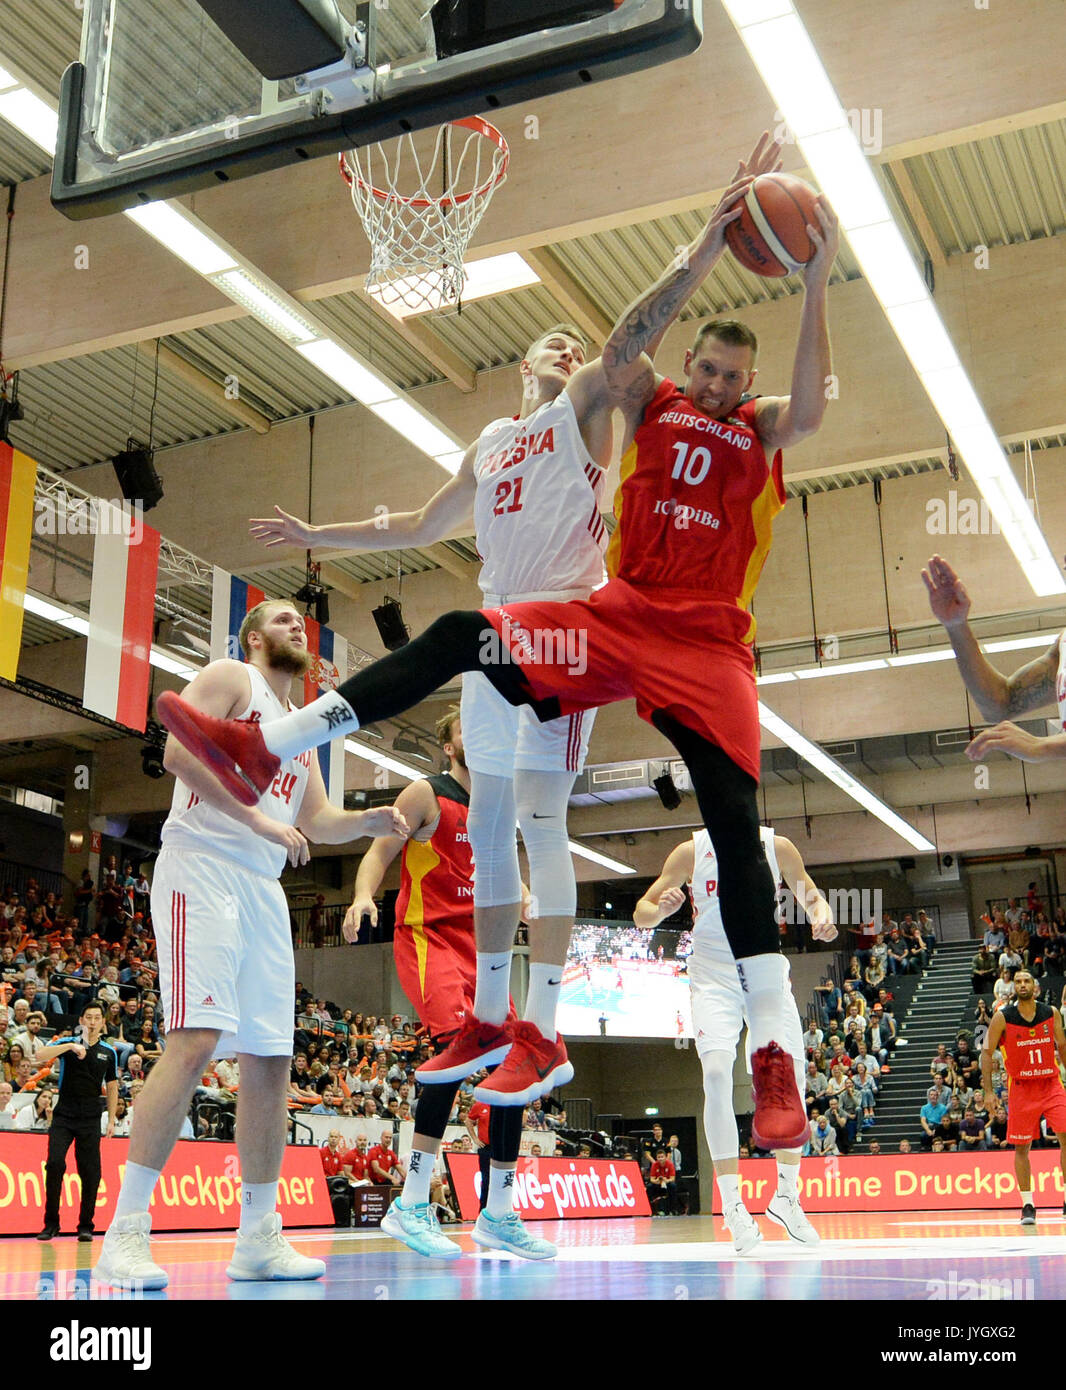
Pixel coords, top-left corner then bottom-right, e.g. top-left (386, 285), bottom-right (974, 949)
top-left (94, 600), bottom-right (407, 1290)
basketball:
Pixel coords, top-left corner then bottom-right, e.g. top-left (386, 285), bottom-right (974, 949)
top-left (725, 173), bottom-right (822, 278)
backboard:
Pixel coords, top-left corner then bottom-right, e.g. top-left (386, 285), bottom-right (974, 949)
top-left (52, 0), bottom-right (702, 219)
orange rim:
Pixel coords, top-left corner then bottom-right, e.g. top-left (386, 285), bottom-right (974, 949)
top-left (339, 117), bottom-right (509, 211)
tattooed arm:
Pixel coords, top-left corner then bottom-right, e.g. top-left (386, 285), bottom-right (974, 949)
top-left (602, 133), bottom-right (782, 436)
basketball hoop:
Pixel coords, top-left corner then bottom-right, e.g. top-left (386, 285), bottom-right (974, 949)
top-left (340, 117), bottom-right (509, 315)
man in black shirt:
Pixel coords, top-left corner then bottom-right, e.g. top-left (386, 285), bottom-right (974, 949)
top-left (36, 1002), bottom-right (119, 1241)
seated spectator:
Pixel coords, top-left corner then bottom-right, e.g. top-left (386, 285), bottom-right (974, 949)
top-left (998, 947), bottom-right (1023, 976)
top-left (982, 920), bottom-right (1006, 954)
top-left (971, 945), bottom-right (997, 995)
top-left (804, 1061), bottom-right (828, 1113)
top-left (853, 1039), bottom-right (880, 1077)
top-left (0, 1079), bottom-right (15, 1119)
top-left (906, 925), bottom-right (928, 972)
top-left (930, 1043), bottom-right (956, 1084)
top-left (958, 1107), bottom-right (985, 1152)
top-left (916, 909), bottom-right (936, 944)
top-left (3, 1042), bottom-right (26, 1085)
top-left (930, 1137), bottom-right (946, 1154)
top-left (320, 1130), bottom-right (352, 1177)
top-left (807, 1113), bottom-right (838, 1156)
top-left (105, 1096), bottom-right (131, 1137)
top-left (870, 932), bottom-right (889, 973)
top-left (646, 1150), bottom-right (679, 1215)
top-left (825, 1097), bottom-right (850, 1155)
top-left (824, 1062), bottom-right (849, 1105)
top-left (11, 1011), bottom-right (47, 1067)
top-left (863, 956), bottom-right (886, 1001)
top-left (839, 1078), bottom-right (864, 1140)
top-left (135, 1021), bottom-right (163, 1067)
top-left (886, 929), bottom-right (910, 976)
top-left (526, 1098), bottom-right (550, 1130)
top-left (953, 1038), bottom-right (980, 1088)
top-left (853, 1064), bottom-right (877, 1121)
top-left (802, 1019), bottom-right (823, 1054)
top-left (898, 1139), bottom-right (912, 1154)
top-left (938, 1100), bottom-right (962, 1151)
top-left (1008, 922), bottom-right (1030, 966)
top-left (952, 1079), bottom-right (974, 1113)
top-left (14, 1086), bottom-right (54, 1131)
top-left (985, 1103), bottom-right (1009, 1150)
top-left (814, 977), bottom-right (842, 1023)
top-left (919, 1087), bottom-right (949, 1150)
top-left (368, 1128), bottom-right (406, 1185)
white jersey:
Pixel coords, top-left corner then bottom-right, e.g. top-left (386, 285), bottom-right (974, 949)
top-left (472, 390), bottom-right (607, 600)
top-left (1056, 630), bottom-right (1066, 729)
top-left (160, 664), bottom-right (314, 878)
top-left (689, 826), bottom-right (782, 961)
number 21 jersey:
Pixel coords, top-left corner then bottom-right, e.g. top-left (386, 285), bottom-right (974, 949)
top-left (161, 663), bottom-right (313, 878)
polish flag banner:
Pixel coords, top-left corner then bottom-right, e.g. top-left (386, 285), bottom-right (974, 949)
top-left (82, 504), bottom-right (160, 730)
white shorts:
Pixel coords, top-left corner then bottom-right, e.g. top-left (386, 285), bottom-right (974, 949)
top-left (460, 669), bottom-right (594, 777)
top-left (151, 847), bottom-right (294, 1057)
top-left (688, 937), bottom-right (804, 1068)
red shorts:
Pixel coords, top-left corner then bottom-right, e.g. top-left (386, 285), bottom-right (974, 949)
top-left (393, 918), bottom-right (516, 1043)
top-left (1006, 1076), bottom-right (1066, 1144)
top-left (482, 577), bottom-right (761, 781)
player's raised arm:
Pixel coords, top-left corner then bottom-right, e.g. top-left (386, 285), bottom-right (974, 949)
top-left (634, 842), bottom-right (695, 928)
top-left (773, 835), bottom-right (837, 943)
top-left (603, 134), bottom-right (781, 432)
top-left (249, 443), bottom-right (477, 553)
top-left (923, 555), bottom-right (1060, 721)
top-left (753, 198), bottom-right (838, 452)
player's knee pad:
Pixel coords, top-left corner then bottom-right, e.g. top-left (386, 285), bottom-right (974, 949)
top-left (467, 771), bottom-right (522, 908)
top-left (700, 1050), bottom-right (740, 1161)
top-left (515, 769), bottom-right (577, 918)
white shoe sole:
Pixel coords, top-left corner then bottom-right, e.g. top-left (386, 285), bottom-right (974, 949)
top-left (473, 1060), bottom-right (574, 1108)
top-left (765, 1202), bottom-right (820, 1245)
top-left (472, 1223), bottom-right (557, 1261)
top-left (414, 1042), bottom-right (512, 1086)
top-left (380, 1208), bottom-right (462, 1259)
top-left (92, 1260), bottom-right (168, 1292)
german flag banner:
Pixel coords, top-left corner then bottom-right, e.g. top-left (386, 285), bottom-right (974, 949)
top-left (0, 442), bottom-right (37, 681)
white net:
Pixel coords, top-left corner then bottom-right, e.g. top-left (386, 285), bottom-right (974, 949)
top-left (341, 118), bottom-right (509, 314)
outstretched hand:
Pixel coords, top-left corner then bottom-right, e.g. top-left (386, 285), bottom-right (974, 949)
top-left (250, 505), bottom-right (314, 550)
top-left (922, 555), bottom-right (972, 630)
top-left (704, 131), bottom-right (784, 258)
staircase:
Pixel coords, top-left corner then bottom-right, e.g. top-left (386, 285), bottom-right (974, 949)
top-left (865, 940), bottom-right (976, 1149)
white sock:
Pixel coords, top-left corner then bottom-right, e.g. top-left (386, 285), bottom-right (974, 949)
top-left (717, 1173), bottom-right (741, 1210)
top-left (736, 954), bottom-right (793, 1052)
top-left (402, 1150), bottom-right (435, 1208)
top-left (260, 692), bottom-right (358, 761)
top-left (473, 952), bottom-right (512, 1026)
top-left (485, 1164), bottom-right (516, 1219)
top-left (1021, 1189), bottom-right (1034, 1206)
top-left (113, 1161), bottom-right (161, 1220)
top-left (524, 962), bottom-right (562, 1039)
top-left (238, 1180), bottom-right (278, 1234)
top-left (776, 1158), bottom-right (800, 1196)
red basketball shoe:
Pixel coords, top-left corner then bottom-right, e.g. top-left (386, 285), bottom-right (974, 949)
top-left (473, 1022), bottom-right (574, 1107)
top-left (414, 1017), bottom-right (514, 1086)
top-left (751, 1041), bottom-right (808, 1150)
top-left (157, 690), bottom-right (280, 807)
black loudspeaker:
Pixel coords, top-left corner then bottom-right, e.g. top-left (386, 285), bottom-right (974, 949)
top-left (430, 1), bottom-right (616, 58)
top-left (653, 772), bottom-right (681, 811)
top-left (112, 446), bottom-right (164, 512)
top-left (372, 598), bottom-right (409, 651)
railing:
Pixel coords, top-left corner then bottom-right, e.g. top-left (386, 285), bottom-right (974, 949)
top-left (288, 902), bottom-right (394, 949)
top-left (0, 858), bottom-right (65, 901)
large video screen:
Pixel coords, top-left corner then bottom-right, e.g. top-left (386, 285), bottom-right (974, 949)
top-left (556, 922), bottom-right (693, 1039)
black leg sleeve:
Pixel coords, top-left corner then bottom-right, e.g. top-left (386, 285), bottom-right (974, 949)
top-left (652, 710), bottom-right (781, 960)
top-left (488, 1103), bottom-right (524, 1164)
top-left (336, 611), bottom-right (561, 726)
top-left (411, 1080), bottom-right (461, 1143)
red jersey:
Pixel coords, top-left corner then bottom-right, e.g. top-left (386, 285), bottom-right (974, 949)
top-left (649, 1159), bottom-right (676, 1182)
top-left (468, 1100), bottom-right (490, 1146)
top-left (394, 774), bottom-right (473, 928)
top-left (1000, 1003), bottom-right (1061, 1081)
top-left (320, 1145), bottom-right (349, 1177)
top-left (367, 1145), bottom-right (399, 1183)
top-left (347, 1149), bottom-right (369, 1182)
top-left (605, 380), bottom-right (785, 641)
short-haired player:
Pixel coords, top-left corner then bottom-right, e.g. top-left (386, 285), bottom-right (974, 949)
top-left (981, 970), bottom-right (1066, 1225)
top-left (636, 826), bottom-right (836, 1254)
top-left (93, 600), bottom-right (408, 1289)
